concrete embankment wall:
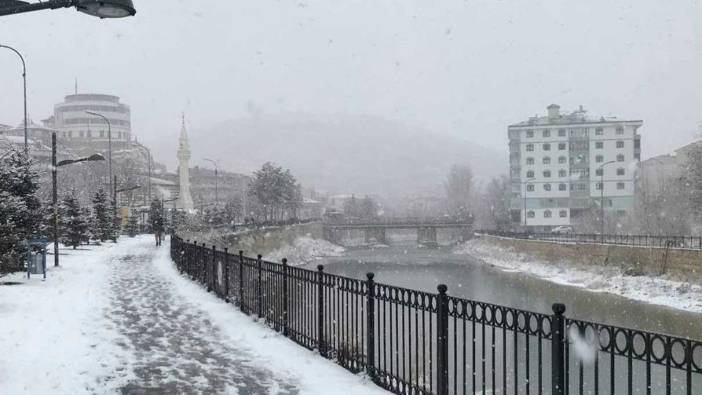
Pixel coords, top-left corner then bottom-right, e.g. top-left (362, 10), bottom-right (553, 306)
top-left (182, 222), bottom-right (324, 257)
top-left (480, 235), bottom-right (702, 283)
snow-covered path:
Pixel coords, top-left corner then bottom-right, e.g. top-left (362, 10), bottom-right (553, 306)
top-left (107, 243), bottom-right (296, 394)
top-left (0, 236), bottom-right (388, 394)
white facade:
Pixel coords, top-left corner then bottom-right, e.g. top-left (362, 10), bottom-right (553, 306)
top-left (50, 93), bottom-right (131, 146)
top-left (176, 115), bottom-right (194, 212)
top-left (509, 105), bottom-right (642, 229)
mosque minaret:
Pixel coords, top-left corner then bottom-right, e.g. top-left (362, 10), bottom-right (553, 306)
top-left (176, 113), bottom-right (194, 212)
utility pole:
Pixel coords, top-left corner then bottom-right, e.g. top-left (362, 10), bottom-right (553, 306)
top-left (52, 132), bottom-right (58, 266)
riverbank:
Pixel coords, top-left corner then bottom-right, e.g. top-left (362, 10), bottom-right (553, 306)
top-left (455, 236), bottom-right (702, 314)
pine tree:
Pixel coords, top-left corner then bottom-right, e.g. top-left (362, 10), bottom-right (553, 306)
top-left (0, 149), bottom-right (43, 270)
top-left (91, 188), bottom-right (113, 242)
top-left (60, 191), bottom-right (89, 249)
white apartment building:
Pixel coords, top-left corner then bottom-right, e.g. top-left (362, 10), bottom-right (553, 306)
top-left (43, 93), bottom-right (132, 150)
top-left (508, 105), bottom-right (642, 230)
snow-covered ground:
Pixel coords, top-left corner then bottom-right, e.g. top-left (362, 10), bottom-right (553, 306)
top-left (454, 238), bottom-right (702, 313)
top-left (267, 236), bottom-right (345, 265)
top-left (0, 236), bottom-right (387, 394)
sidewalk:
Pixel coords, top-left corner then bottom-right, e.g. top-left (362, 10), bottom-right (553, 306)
top-left (0, 236), bottom-right (387, 394)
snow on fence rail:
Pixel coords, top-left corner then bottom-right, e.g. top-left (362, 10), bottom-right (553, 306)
top-left (170, 235), bottom-right (702, 395)
top-left (479, 230), bottom-right (702, 251)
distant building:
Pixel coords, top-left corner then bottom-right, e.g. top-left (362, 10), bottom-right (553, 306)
top-left (642, 139), bottom-right (702, 195)
top-left (43, 93), bottom-right (132, 153)
top-left (508, 105), bottom-right (642, 230)
top-left (0, 119), bottom-right (55, 163)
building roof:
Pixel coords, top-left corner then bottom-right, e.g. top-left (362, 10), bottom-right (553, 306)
top-left (509, 106), bottom-right (642, 128)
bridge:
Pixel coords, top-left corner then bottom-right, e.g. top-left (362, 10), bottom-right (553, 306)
top-left (322, 217), bottom-right (473, 246)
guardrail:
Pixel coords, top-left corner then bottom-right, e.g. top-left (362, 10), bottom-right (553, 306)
top-left (170, 235), bottom-right (701, 394)
top-left (479, 230), bottom-right (702, 251)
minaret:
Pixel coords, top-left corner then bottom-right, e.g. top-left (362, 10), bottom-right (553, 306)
top-left (177, 113), bottom-right (194, 212)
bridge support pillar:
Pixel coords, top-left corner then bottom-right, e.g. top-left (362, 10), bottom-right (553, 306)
top-left (364, 227), bottom-right (386, 245)
top-left (417, 227), bottom-right (438, 248)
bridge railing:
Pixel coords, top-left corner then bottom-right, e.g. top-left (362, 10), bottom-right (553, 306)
top-left (170, 234), bottom-right (701, 394)
top-left (324, 217), bottom-right (473, 227)
top-left (479, 230), bottom-right (702, 251)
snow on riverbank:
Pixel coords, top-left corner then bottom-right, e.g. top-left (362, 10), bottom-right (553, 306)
top-left (454, 238), bottom-right (702, 313)
top-left (0, 239), bottom-right (137, 394)
top-left (267, 236), bottom-right (345, 265)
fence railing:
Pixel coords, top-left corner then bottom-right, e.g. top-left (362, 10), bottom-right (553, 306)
top-left (170, 235), bottom-right (701, 394)
top-left (480, 230), bottom-right (702, 251)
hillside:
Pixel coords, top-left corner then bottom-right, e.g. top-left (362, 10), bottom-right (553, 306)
top-left (189, 114), bottom-right (505, 196)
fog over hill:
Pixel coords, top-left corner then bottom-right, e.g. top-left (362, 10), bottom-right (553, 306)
top-left (189, 114), bottom-right (505, 197)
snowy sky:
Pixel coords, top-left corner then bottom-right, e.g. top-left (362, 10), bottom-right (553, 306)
top-left (0, 0), bottom-right (701, 170)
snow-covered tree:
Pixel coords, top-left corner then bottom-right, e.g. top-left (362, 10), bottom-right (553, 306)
top-left (91, 188), bottom-right (113, 242)
top-left (0, 149), bottom-right (44, 270)
top-left (444, 164), bottom-right (474, 219)
top-left (60, 191), bottom-right (89, 249)
top-left (247, 162), bottom-right (300, 222)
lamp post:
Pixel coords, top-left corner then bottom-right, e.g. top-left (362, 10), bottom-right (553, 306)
top-left (0, 0), bottom-right (136, 18)
top-left (85, 111), bottom-right (112, 203)
top-left (523, 177), bottom-right (536, 228)
top-left (52, 131), bottom-right (104, 267)
top-left (0, 44), bottom-right (27, 156)
top-left (203, 158), bottom-right (219, 209)
top-left (598, 160), bottom-right (616, 242)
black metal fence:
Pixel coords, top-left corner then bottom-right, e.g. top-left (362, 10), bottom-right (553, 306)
top-left (170, 235), bottom-right (701, 394)
top-left (480, 230), bottom-right (702, 251)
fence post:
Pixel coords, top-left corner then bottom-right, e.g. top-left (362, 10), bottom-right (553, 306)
top-left (210, 245), bottom-right (216, 293)
top-left (201, 243), bottom-right (207, 286)
top-left (551, 303), bottom-right (567, 395)
top-left (257, 254), bottom-right (263, 319)
top-left (239, 250), bottom-right (245, 312)
top-left (317, 264), bottom-right (326, 357)
top-left (282, 258), bottom-right (289, 336)
top-left (436, 284), bottom-right (449, 395)
top-left (223, 248), bottom-right (229, 300)
top-left (366, 272), bottom-right (376, 381)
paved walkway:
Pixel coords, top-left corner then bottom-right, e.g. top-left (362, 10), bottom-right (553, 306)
top-left (107, 243), bottom-right (298, 394)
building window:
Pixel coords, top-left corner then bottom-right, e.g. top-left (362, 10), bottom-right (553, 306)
top-left (558, 169), bottom-right (567, 177)
top-left (595, 127), bottom-right (603, 135)
top-left (526, 157), bottom-right (534, 165)
top-left (543, 156), bottom-right (551, 164)
top-left (526, 130), bottom-right (534, 138)
top-left (616, 140), bottom-right (624, 148)
top-left (526, 184), bottom-right (534, 192)
top-left (596, 155), bottom-right (603, 163)
top-left (617, 182), bottom-right (625, 190)
top-left (527, 211), bottom-right (535, 218)
top-left (558, 156), bottom-right (567, 164)
top-left (544, 210), bottom-right (552, 218)
top-left (543, 129), bottom-right (550, 137)
top-left (616, 126), bottom-right (624, 135)
top-left (558, 129), bottom-right (566, 137)
top-left (543, 183), bottom-right (551, 191)
top-left (596, 182), bottom-right (603, 190)
top-left (543, 143), bottom-right (551, 151)
top-left (558, 183), bottom-right (567, 191)
top-left (595, 141), bottom-right (603, 149)
top-left (595, 169), bottom-right (603, 176)
top-left (617, 168), bottom-right (625, 176)
top-left (526, 144), bottom-right (534, 151)
top-left (559, 210), bottom-right (568, 218)
top-left (543, 170), bottom-right (551, 178)
top-left (558, 143), bottom-right (566, 150)
top-left (526, 170), bottom-right (535, 178)
top-left (617, 154), bottom-right (625, 162)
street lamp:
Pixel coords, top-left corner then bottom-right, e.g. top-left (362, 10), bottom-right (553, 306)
top-left (52, 131), bottom-right (104, 267)
top-left (203, 158), bottom-right (219, 209)
top-left (0, 44), bottom-right (27, 156)
top-left (598, 160), bottom-right (616, 241)
top-left (0, 0), bottom-right (136, 18)
top-left (85, 111), bottom-right (112, 202)
top-left (523, 177), bottom-right (535, 228)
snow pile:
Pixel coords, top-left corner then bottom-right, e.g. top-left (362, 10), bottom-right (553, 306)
top-left (455, 238), bottom-right (702, 313)
top-left (152, 243), bottom-right (387, 395)
top-left (0, 239), bottom-right (137, 394)
top-left (267, 236), bottom-right (345, 265)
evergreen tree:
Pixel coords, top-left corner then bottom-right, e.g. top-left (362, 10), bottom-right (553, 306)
top-left (60, 191), bottom-right (89, 249)
top-left (0, 150), bottom-right (43, 270)
top-left (91, 188), bottom-right (113, 242)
